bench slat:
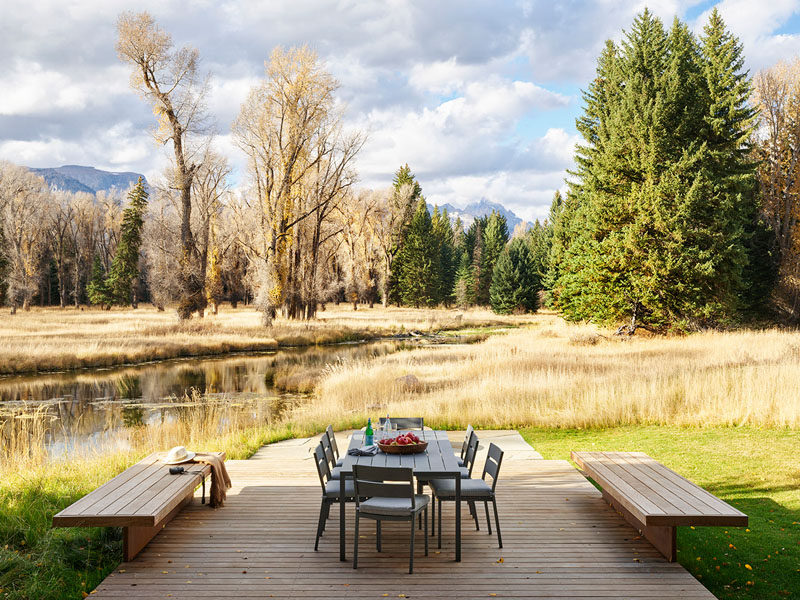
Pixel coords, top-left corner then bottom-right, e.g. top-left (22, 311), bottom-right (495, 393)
top-left (93, 463), bottom-right (180, 519)
top-left (571, 451), bottom-right (747, 528)
top-left (604, 453), bottom-right (700, 516)
top-left (54, 456), bottom-right (160, 518)
top-left (577, 452), bottom-right (667, 522)
top-left (52, 452), bottom-right (223, 528)
top-left (625, 453), bottom-right (747, 523)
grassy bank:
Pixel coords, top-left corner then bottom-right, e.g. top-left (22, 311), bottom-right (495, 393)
top-left (315, 314), bottom-right (800, 428)
top-left (3, 314), bottom-right (800, 599)
top-left (0, 305), bottom-right (528, 375)
top-left (522, 426), bottom-right (800, 600)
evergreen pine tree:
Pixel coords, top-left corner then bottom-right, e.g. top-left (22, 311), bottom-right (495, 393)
top-left (431, 207), bottom-right (456, 305)
top-left (470, 219), bottom-right (484, 304)
top-left (699, 8), bottom-right (769, 312)
top-left (388, 164), bottom-right (423, 304)
top-left (397, 198), bottom-right (439, 307)
top-left (527, 219), bottom-right (551, 286)
top-left (490, 237), bottom-right (539, 314)
top-left (106, 178), bottom-right (148, 307)
top-left (454, 251), bottom-right (475, 307)
top-left (87, 255), bottom-right (112, 309)
top-left (553, 9), bottom-right (759, 332)
top-left (477, 212), bottom-right (509, 305)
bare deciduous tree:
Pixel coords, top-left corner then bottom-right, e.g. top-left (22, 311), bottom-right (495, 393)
top-left (753, 59), bottom-right (800, 316)
top-left (116, 11), bottom-right (209, 319)
top-left (233, 45), bottom-right (363, 325)
top-left (0, 162), bottom-right (50, 313)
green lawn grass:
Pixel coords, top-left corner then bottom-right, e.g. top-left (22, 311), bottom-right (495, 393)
top-left (520, 426), bottom-right (800, 600)
top-left (0, 424), bottom-right (300, 600)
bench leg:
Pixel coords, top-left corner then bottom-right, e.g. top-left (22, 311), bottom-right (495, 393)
top-left (601, 490), bottom-right (676, 562)
top-left (123, 495), bottom-right (192, 561)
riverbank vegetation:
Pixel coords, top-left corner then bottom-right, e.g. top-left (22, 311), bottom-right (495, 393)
top-left (2, 313), bottom-right (799, 599)
top-left (0, 305), bottom-right (527, 375)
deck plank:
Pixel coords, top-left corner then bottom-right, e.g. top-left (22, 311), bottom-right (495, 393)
top-left (88, 435), bottom-right (716, 600)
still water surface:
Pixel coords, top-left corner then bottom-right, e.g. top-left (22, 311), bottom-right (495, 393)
top-left (0, 340), bottom-right (415, 456)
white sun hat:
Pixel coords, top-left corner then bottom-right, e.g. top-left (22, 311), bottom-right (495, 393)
top-left (163, 446), bottom-right (196, 465)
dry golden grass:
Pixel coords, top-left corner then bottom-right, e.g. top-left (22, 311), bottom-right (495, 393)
top-left (312, 314), bottom-right (800, 429)
top-left (0, 304), bottom-right (529, 375)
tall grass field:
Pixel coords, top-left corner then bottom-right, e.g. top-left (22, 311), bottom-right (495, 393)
top-left (1, 308), bottom-right (799, 599)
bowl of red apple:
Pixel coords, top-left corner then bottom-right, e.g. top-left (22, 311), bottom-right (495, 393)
top-left (377, 432), bottom-right (428, 454)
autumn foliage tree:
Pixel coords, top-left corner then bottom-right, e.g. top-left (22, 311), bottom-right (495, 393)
top-left (116, 11), bottom-right (209, 319)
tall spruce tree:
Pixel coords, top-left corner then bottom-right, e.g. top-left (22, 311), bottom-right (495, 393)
top-left (477, 212), bottom-right (509, 305)
top-left (397, 198), bottom-right (439, 307)
top-left (526, 219), bottom-right (551, 287)
top-left (554, 9), bottom-right (759, 332)
top-left (490, 237), bottom-right (539, 314)
top-left (106, 178), bottom-right (148, 307)
top-left (87, 255), bottom-right (112, 309)
top-left (431, 207), bottom-right (456, 305)
top-left (388, 164), bottom-right (423, 304)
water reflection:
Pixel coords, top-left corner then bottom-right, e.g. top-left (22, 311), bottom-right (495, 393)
top-left (0, 340), bottom-right (412, 456)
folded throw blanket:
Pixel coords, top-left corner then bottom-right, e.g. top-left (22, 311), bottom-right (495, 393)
top-left (348, 445), bottom-right (379, 457)
top-left (192, 453), bottom-right (232, 508)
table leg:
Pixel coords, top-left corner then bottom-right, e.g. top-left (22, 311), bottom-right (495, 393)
top-left (339, 475), bottom-right (346, 561)
top-left (455, 473), bottom-right (461, 562)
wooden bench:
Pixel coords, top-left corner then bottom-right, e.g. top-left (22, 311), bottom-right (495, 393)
top-left (53, 451), bottom-right (225, 561)
top-left (571, 451), bottom-right (747, 561)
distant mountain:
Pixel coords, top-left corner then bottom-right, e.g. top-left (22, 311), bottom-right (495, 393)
top-left (429, 198), bottom-right (523, 232)
top-left (29, 165), bottom-right (147, 194)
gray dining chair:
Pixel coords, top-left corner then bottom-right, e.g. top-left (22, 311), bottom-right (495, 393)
top-left (352, 465), bottom-right (429, 574)
top-left (430, 431), bottom-right (480, 535)
top-left (326, 425), bottom-right (344, 466)
top-left (313, 442), bottom-right (355, 551)
top-left (457, 425), bottom-right (474, 466)
top-left (430, 442), bottom-right (504, 549)
top-left (379, 417), bottom-right (424, 430)
top-left (320, 433), bottom-right (341, 479)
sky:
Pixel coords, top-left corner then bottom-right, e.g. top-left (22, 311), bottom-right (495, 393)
top-left (2, 0), bottom-right (800, 222)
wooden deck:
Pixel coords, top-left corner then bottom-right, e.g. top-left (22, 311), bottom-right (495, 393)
top-left (89, 432), bottom-right (716, 599)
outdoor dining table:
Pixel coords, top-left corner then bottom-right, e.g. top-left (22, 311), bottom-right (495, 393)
top-left (339, 429), bottom-right (463, 561)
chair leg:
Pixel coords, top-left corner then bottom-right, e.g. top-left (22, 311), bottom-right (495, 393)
top-left (492, 498), bottom-right (502, 548)
top-left (424, 507), bottom-right (429, 556)
top-left (315, 499), bottom-right (326, 551)
top-left (376, 520), bottom-right (381, 552)
top-left (484, 500), bottom-right (492, 535)
top-left (409, 517), bottom-right (415, 574)
top-left (353, 512), bottom-right (360, 569)
top-left (417, 480), bottom-right (423, 529)
top-left (470, 501), bottom-right (480, 531)
top-left (430, 493), bottom-right (436, 536)
top-left (437, 498), bottom-right (442, 549)
top-left (321, 501), bottom-right (331, 532)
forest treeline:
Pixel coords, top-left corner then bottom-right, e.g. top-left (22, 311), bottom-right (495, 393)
top-left (1, 8), bottom-right (799, 330)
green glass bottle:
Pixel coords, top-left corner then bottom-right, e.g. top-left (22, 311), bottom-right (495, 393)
top-left (365, 418), bottom-right (374, 446)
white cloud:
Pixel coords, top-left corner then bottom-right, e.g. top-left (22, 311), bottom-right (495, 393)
top-left (0, 0), bottom-right (798, 222)
top-left (0, 61), bottom-right (130, 116)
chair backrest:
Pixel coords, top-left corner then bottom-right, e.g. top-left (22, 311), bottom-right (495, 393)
top-left (460, 424), bottom-right (474, 460)
top-left (379, 417), bottom-right (424, 430)
top-left (313, 442), bottom-right (332, 492)
top-left (320, 433), bottom-right (336, 469)
top-left (325, 425), bottom-right (340, 460)
top-left (463, 432), bottom-right (479, 477)
top-left (352, 465), bottom-right (416, 510)
top-left (481, 443), bottom-right (504, 493)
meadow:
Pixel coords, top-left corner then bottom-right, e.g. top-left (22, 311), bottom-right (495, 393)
top-left (0, 304), bottom-right (527, 375)
top-left (1, 308), bottom-right (799, 599)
